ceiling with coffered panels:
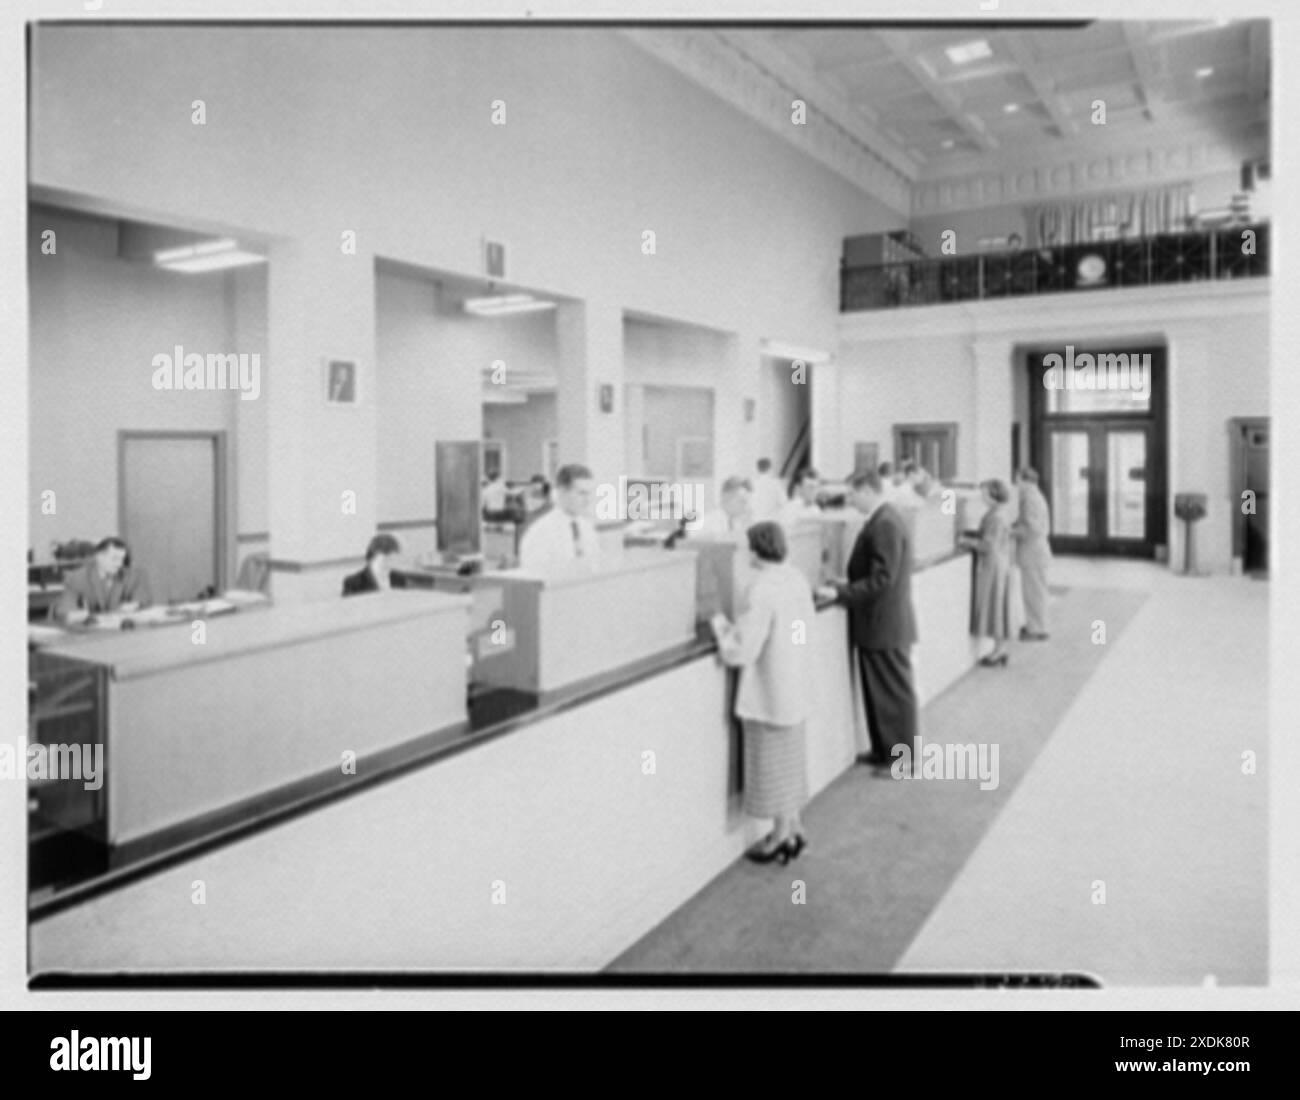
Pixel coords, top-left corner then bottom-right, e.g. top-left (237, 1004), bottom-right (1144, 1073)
top-left (630, 20), bottom-right (1270, 215)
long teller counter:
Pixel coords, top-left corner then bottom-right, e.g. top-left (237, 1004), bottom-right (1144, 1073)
top-left (29, 539), bottom-right (977, 974)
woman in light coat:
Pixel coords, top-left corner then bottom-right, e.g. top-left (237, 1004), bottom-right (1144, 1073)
top-left (1012, 467), bottom-right (1053, 640)
top-left (714, 521), bottom-right (817, 865)
top-left (961, 479), bottom-right (1016, 667)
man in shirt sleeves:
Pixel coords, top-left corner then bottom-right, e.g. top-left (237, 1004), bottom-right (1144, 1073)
top-left (518, 463), bottom-right (601, 570)
top-left (833, 470), bottom-right (919, 775)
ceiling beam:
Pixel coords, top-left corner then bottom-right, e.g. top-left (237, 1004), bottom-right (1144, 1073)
top-left (875, 30), bottom-right (998, 151)
top-left (1122, 22), bottom-right (1166, 123)
top-left (714, 29), bottom-right (921, 179)
top-left (1000, 33), bottom-right (1080, 137)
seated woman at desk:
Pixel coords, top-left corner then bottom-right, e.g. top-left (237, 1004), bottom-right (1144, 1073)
top-left (55, 536), bottom-right (152, 623)
top-left (713, 521), bottom-right (815, 866)
top-left (342, 534), bottom-right (407, 595)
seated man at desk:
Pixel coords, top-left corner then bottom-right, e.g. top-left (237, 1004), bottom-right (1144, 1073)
top-left (342, 534), bottom-right (408, 595)
top-left (55, 536), bottom-right (152, 623)
top-left (690, 476), bottom-right (753, 540)
top-left (518, 463), bottom-right (600, 570)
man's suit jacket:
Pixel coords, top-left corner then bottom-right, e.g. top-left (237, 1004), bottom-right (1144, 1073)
top-left (842, 502), bottom-right (918, 650)
top-left (55, 562), bottom-right (152, 619)
top-left (341, 566), bottom-right (408, 596)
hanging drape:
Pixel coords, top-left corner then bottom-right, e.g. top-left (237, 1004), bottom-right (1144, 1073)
top-left (1031, 183), bottom-right (1193, 246)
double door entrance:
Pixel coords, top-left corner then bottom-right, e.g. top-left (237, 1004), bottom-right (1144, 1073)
top-left (1031, 345), bottom-right (1167, 557)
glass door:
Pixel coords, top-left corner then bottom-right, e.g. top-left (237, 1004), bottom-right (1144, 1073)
top-left (1045, 424), bottom-right (1151, 553)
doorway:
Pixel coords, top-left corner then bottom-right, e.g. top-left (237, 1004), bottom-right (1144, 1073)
top-left (893, 422), bottom-right (957, 479)
top-left (1230, 418), bottom-right (1269, 575)
top-left (118, 431), bottom-right (229, 603)
top-left (1030, 345), bottom-right (1167, 557)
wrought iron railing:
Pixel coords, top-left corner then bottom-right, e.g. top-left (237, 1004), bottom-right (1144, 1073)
top-left (840, 223), bottom-right (1269, 312)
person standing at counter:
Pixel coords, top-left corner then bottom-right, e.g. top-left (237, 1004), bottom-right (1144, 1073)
top-left (832, 471), bottom-right (919, 775)
top-left (55, 536), bottom-right (153, 623)
top-left (342, 534), bottom-right (408, 595)
top-left (960, 479), bottom-right (1016, 666)
top-left (713, 521), bottom-right (815, 865)
top-left (778, 467), bottom-right (821, 528)
top-left (691, 476), bottom-right (753, 540)
top-left (751, 458), bottom-right (786, 523)
top-left (1012, 467), bottom-right (1052, 641)
top-left (518, 463), bottom-right (600, 570)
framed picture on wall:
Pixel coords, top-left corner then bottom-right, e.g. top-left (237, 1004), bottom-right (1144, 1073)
top-left (853, 441), bottom-right (879, 476)
top-left (325, 359), bottom-right (359, 405)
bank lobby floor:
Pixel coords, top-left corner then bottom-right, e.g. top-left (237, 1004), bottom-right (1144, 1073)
top-left (609, 557), bottom-right (1268, 984)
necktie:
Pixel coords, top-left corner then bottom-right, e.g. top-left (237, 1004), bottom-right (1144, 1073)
top-left (571, 520), bottom-right (583, 557)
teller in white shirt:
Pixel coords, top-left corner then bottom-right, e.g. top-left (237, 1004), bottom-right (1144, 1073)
top-left (777, 467), bottom-right (821, 529)
top-left (690, 476), bottom-right (753, 541)
top-left (518, 463), bottom-right (601, 570)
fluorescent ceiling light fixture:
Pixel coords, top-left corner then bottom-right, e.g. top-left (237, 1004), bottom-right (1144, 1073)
top-left (154, 237), bottom-right (266, 273)
top-left (945, 39), bottom-right (992, 66)
top-left (463, 293), bottom-right (557, 316)
top-left (1003, 102), bottom-right (1020, 114)
top-left (761, 340), bottom-right (830, 364)
top-left (941, 139), bottom-right (956, 149)
top-left (1195, 66), bottom-right (1214, 79)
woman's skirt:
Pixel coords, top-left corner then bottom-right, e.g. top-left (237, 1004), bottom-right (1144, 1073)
top-left (741, 718), bottom-right (808, 818)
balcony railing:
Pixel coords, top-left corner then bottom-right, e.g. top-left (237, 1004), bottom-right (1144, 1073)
top-left (840, 223), bottom-right (1269, 312)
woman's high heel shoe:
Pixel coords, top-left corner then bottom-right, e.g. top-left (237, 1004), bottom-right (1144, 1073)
top-left (786, 834), bottom-right (808, 861)
top-left (746, 836), bottom-right (791, 865)
top-left (979, 653), bottom-right (1009, 668)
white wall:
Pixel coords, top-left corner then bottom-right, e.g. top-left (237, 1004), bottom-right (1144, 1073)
top-left (828, 280), bottom-right (1268, 573)
top-left (483, 394), bottom-right (557, 482)
top-left (27, 208), bottom-right (242, 551)
top-left (31, 26), bottom-right (893, 356)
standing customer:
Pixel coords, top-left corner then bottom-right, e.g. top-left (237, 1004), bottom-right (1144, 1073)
top-left (834, 471), bottom-right (919, 774)
top-left (962, 479), bottom-right (1015, 666)
top-left (714, 521), bottom-right (816, 865)
top-left (1012, 467), bottom-right (1053, 640)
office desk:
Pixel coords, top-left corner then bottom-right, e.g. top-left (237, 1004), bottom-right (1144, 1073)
top-left (38, 590), bottom-right (471, 846)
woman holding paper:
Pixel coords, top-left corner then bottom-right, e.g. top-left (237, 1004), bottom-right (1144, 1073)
top-left (713, 521), bottom-right (817, 865)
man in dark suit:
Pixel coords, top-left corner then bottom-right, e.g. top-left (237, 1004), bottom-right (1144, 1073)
top-left (342, 534), bottom-right (408, 596)
top-left (834, 470), bottom-right (919, 774)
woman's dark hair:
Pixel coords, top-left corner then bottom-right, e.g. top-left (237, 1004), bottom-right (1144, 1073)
top-left (95, 536), bottom-right (128, 554)
top-left (1017, 467), bottom-right (1039, 485)
top-left (747, 521), bottom-right (787, 563)
top-left (365, 534), bottom-right (402, 561)
top-left (982, 479), bottom-right (1011, 504)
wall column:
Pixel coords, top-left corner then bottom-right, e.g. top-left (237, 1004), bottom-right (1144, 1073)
top-left (555, 300), bottom-right (625, 494)
top-left (971, 338), bottom-right (1015, 482)
top-left (265, 239), bottom-right (378, 603)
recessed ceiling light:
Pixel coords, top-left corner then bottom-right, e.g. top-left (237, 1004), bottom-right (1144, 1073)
top-left (1196, 67), bottom-right (1214, 79)
top-left (1003, 103), bottom-right (1020, 114)
top-left (945, 39), bottom-right (992, 66)
top-left (941, 139), bottom-right (955, 149)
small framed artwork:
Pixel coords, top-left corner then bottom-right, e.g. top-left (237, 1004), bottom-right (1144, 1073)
top-left (325, 359), bottom-right (359, 405)
top-left (599, 384), bottom-right (615, 414)
top-left (483, 238), bottom-right (507, 280)
top-left (743, 397), bottom-right (756, 423)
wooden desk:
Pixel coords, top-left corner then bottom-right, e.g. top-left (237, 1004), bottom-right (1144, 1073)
top-left (40, 590), bottom-right (471, 845)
